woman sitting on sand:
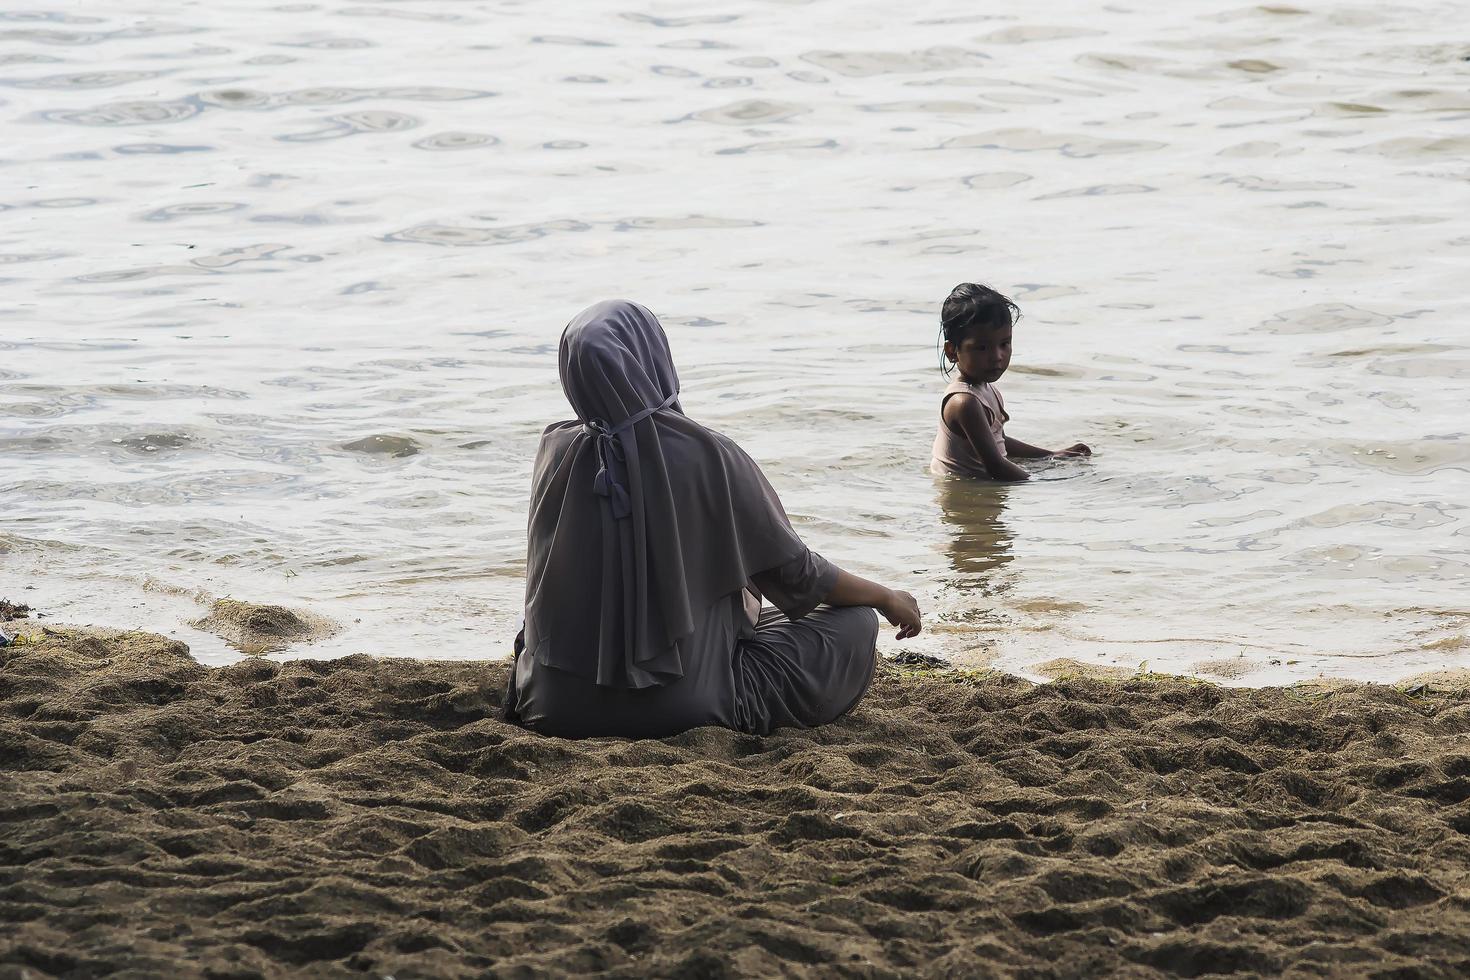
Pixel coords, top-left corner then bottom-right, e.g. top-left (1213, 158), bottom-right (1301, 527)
top-left (504, 299), bottom-right (921, 739)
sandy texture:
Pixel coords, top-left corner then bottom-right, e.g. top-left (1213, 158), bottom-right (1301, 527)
top-left (4, 629), bottom-right (1470, 978)
top-left (1190, 658), bottom-right (1264, 681)
top-left (189, 599), bottom-right (339, 655)
top-left (1031, 657), bottom-right (1137, 682)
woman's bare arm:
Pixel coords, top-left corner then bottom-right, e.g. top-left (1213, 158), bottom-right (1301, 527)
top-left (824, 567), bottom-right (921, 640)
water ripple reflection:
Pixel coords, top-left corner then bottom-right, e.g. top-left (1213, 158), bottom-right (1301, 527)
top-left (4, 0), bottom-right (1466, 684)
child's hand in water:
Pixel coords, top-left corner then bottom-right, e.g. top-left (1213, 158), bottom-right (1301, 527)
top-left (1054, 443), bottom-right (1091, 458)
top-left (881, 589), bottom-right (922, 640)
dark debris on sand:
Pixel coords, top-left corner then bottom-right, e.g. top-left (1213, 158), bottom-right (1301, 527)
top-left (0, 599), bottom-right (32, 622)
top-left (3, 628), bottom-right (1470, 978)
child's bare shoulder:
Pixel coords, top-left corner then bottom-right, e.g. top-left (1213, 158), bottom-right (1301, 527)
top-left (942, 385), bottom-right (989, 429)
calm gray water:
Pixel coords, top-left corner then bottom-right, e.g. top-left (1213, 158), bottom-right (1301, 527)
top-left (3, 1), bottom-right (1468, 683)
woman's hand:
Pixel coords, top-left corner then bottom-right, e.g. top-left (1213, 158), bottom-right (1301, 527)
top-left (1054, 443), bottom-right (1091, 458)
top-left (824, 569), bottom-right (922, 640)
top-left (880, 589), bottom-right (922, 640)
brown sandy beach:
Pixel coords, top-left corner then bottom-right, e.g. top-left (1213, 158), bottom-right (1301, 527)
top-left (4, 625), bottom-right (1470, 978)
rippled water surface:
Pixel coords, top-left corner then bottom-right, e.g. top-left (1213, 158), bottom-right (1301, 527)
top-left (3, 1), bottom-right (1468, 681)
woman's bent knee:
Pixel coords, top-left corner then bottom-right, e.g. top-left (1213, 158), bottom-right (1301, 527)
top-left (839, 605), bottom-right (879, 645)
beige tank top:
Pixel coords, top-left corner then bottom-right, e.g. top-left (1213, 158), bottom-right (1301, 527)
top-left (930, 377), bottom-right (1008, 478)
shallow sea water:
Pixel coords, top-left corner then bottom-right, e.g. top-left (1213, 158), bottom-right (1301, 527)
top-left (2, 1), bottom-right (1467, 683)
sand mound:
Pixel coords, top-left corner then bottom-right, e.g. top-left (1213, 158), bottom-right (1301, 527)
top-left (341, 434), bottom-right (421, 458)
top-left (1031, 657), bottom-right (1137, 681)
top-left (1191, 657), bottom-right (1263, 680)
top-left (190, 598), bottom-right (338, 655)
top-left (5, 629), bottom-right (1470, 977)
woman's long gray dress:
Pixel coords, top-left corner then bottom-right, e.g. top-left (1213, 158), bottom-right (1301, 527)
top-left (507, 298), bottom-right (880, 740)
top-left (508, 550), bottom-right (878, 739)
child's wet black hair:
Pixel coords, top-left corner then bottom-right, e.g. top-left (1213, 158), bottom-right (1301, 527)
top-left (938, 282), bottom-right (1020, 377)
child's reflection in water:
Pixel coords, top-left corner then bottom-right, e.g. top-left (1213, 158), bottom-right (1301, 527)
top-left (936, 477), bottom-right (1015, 597)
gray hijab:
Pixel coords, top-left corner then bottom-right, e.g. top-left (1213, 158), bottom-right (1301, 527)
top-left (523, 299), bottom-right (808, 689)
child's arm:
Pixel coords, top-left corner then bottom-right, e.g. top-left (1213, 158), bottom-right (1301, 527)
top-left (1004, 435), bottom-right (1092, 459)
top-left (1003, 435), bottom-right (1053, 459)
top-left (945, 393), bottom-right (1030, 481)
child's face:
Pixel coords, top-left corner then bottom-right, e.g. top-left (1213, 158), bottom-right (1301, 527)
top-left (948, 326), bottom-right (1012, 384)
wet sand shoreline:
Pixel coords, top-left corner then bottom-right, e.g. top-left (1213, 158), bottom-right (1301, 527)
top-left (4, 626), bottom-right (1470, 978)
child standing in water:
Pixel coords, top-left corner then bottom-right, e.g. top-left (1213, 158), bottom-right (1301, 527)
top-left (930, 282), bottom-right (1090, 482)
